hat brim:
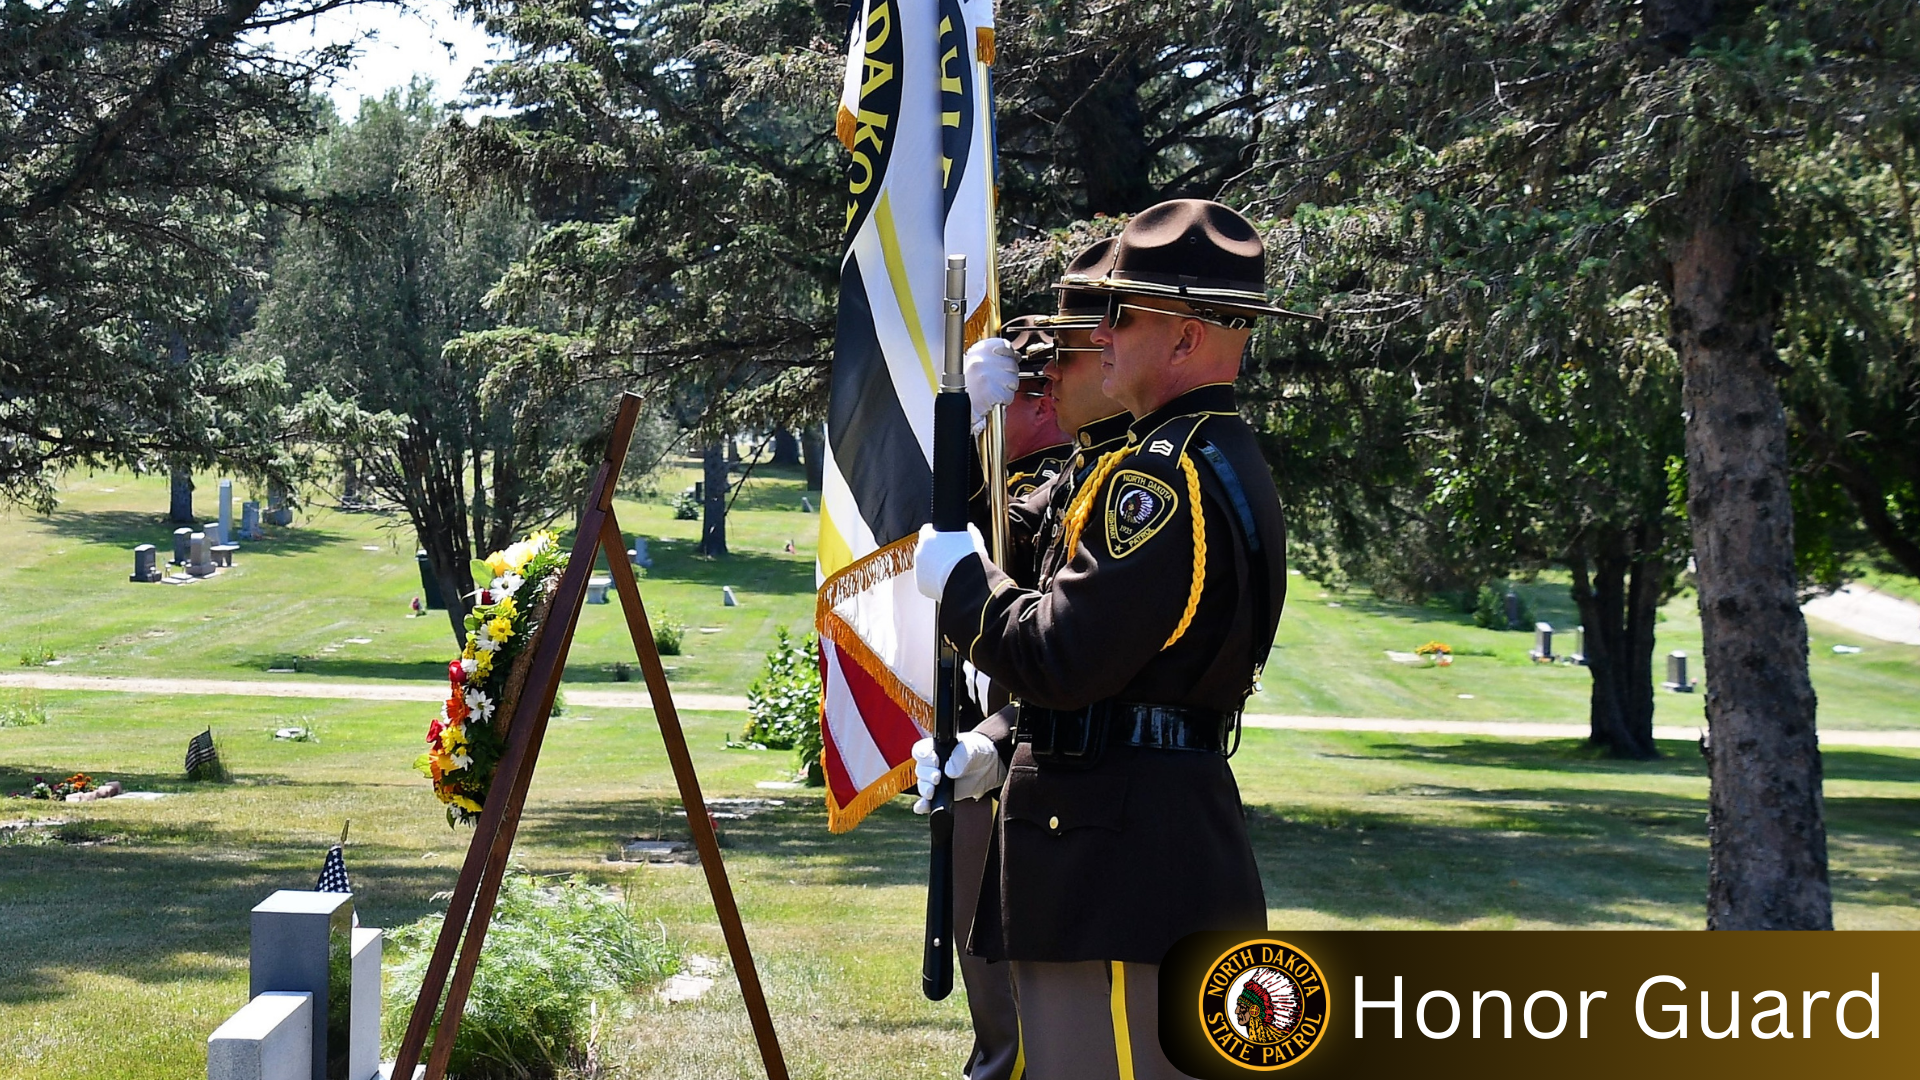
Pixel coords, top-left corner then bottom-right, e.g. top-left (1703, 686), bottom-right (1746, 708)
top-left (1056, 276), bottom-right (1322, 324)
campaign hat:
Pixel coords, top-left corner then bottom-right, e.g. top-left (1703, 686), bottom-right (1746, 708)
top-left (1043, 238), bottom-right (1116, 330)
top-left (1058, 199), bottom-right (1318, 323)
top-left (1001, 315), bottom-right (1055, 378)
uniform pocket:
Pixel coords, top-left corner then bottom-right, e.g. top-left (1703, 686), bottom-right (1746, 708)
top-left (1001, 766), bottom-right (1129, 835)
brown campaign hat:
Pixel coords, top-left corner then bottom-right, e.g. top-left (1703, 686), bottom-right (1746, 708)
top-left (1043, 238), bottom-right (1116, 330)
top-left (1001, 314), bottom-right (1055, 378)
top-left (1056, 199), bottom-right (1319, 323)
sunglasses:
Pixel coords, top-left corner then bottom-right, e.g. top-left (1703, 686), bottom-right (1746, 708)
top-left (1103, 293), bottom-right (1251, 331)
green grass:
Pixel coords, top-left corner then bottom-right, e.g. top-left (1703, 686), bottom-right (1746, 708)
top-left (1256, 574), bottom-right (1920, 730)
top-left (3, 470), bottom-right (1919, 1076)
top-left (0, 465), bottom-right (820, 693)
top-left (1, 692), bottom-right (1915, 1076)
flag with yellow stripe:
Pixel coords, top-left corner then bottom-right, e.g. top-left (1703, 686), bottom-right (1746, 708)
top-left (817, 0), bottom-right (997, 832)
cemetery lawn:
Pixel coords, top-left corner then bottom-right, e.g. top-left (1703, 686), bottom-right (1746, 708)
top-left (2, 691), bottom-right (1916, 1078)
top-left (7, 468), bottom-right (1920, 731)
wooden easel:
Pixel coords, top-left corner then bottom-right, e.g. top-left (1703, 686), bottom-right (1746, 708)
top-left (393, 393), bottom-right (789, 1080)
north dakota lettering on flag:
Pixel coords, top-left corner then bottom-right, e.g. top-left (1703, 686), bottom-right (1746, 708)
top-left (817, 0), bottom-right (997, 832)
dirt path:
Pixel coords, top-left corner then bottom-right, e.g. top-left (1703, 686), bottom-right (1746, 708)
top-left (5, 672), bottom-right (1915, 749)
top-left (1802, 584), bottom-right (1920, 646)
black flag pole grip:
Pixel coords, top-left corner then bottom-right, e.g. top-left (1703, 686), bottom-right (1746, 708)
top-left (924, 253), bottom-right (969, 1001)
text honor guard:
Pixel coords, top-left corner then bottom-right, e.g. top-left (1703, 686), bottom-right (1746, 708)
top-left (913, 199), bottom-right (1314, 1080)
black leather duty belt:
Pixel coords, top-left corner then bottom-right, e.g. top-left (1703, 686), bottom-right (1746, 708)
top-left (1016, 701), bottom-right (1234, 763)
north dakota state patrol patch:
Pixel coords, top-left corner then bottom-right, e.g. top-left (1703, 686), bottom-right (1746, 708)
top-left (1197, 938), bottom-right (1329, 1070)
top-left (1104, 469), bottom-right (1179, 558)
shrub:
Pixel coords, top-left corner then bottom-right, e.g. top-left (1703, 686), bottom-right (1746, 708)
top-left (384, 870), bottom-right (678, 1078)
top-left (1473, 583), bottom-right (1533, 631)
top-left (670, 488), bottom-right (699, 521)
top-left (740, 628), bottom-right (823, 782)
top-left (653, 615), bottom-right (686, 656)
top-left (0, 693), bottom-right (48, 728)
top-left (17, 644), bottom-right (54, 667)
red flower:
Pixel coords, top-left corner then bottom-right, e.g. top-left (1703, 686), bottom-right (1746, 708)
top-left (446, 692), bottom-right (471, 723)
top-left (428, 716), bottom-right (446, 744)
top-left (448, 660), bottom-right (467, 685)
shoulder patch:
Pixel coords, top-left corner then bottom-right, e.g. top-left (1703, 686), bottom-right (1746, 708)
top-left (1103, 469), bottom-right (1180, 558)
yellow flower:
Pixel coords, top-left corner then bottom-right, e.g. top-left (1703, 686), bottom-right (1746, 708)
top-left (494, 596), bottom-right (518, 619)
top-left (474, 651), bottom-right (494, 677)
top-left (450, 794), bottom-right (482, 813)
top-left (486, 552), bottom-right (511, 577)
top-left (462, 639), bottom-right (477, 660)
top-left (488, 615), bottom-right (514, 642)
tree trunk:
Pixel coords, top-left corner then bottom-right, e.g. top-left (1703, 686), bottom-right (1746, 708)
top-left (801, 424), bottom-right (825, 491)
top-left (1056, 54), bottom-right (1152, 215)
top-left (169, 463), bottom-right (194, 523)
top-left (341, 457), bottom-right (359, 503)
top-left (702, 442), bottom-right (729, 557)
top-left (1570, 530), bottom-right (1659, 760)
top-left (771, 425), bottom-right (800, 465)
top-left (1672, 175), bottom-right (1831, 930)
top-left (391, 422), bottom-right (477, 649)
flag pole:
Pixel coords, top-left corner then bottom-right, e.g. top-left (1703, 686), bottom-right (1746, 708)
top-left (923, 254), bottom-right (969, 1001)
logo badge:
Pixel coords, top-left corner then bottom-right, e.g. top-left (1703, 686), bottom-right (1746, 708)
top-left (1198, 938), bottom-right (1329, 1071)
top-left (1103, 470), bottom-right (1178, 558)
top-left (1149, 437), bottom-right (1176, 456)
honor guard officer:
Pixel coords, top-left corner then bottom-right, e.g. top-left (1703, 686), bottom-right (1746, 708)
top-left (940, 312), bottom-right (1072, 1080)
top-left (912, 200), bottom-right (1313, 1080)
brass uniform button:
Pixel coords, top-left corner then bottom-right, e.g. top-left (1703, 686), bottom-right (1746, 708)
top-left (1048, 815), bottom-right (1060, 831)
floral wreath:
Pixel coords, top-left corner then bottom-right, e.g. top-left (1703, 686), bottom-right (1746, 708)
top-left (414, 531), bottom-right (567, 825)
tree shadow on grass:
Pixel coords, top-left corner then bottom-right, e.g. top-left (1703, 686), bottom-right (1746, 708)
top-left (632, 547), bottom-right (815, 596)
top-left (0, 783), bottom-right (456, 1009)
top-left (514, 793), bottom-right (932, 889)
top-left (1245, 789), bottom-right (1712, 927)
top-left (1352, 738), bottom-right (1919, 785)
top-left (39, 509), bottom-right (346, 557)
top-left (231, 655), bottom-right (457, 681)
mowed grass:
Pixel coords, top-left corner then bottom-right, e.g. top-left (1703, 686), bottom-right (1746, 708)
top-left (8, 468), bottom-right (1920, 731)
top-left (2, 468), bottom-right (1919, 1076)
top-left (2, 692), bottom-right (1916, 1076)
top-left (0, 465), bottom-right (821, 693)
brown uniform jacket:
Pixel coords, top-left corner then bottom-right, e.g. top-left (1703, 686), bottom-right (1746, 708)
top-left (939, 383), bottom-right (1288, 964)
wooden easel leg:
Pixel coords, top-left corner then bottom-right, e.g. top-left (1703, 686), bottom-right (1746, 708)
top-left (602, 512), bottom-right (791, 1080)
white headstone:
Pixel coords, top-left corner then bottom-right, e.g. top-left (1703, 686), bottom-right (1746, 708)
top-left (241, 501), bottom-right (263, 541)
top-left (1530, 622), bottom-right (1554, 662)
top-left (219, 479), bottom-right (235, 545)
top-left (349, 928), bottom-right (382, 1080)
top-left (208, 992), bottom-right (312, 1080)
top-left (587, 577), bottom-right (612, 604)
top-left (631, 537), bottom-right (652, 567)
top-left (723, 586), bottom-right (738, 607)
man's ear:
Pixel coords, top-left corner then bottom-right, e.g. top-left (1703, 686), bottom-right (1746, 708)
top-left (1168, 318), bottom-right (1207, 367)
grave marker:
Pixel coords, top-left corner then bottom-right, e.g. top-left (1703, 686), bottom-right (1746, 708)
top-left (587, 576), bottom-right (612, 604)
top-left (1504, 589), bottom-right (1521, 630)
top-left (208, 992), bottom-right (312, 1080)
top-left (219, 479), bottom-right (236, 546)
top-left (1570, 625), bottom-right (1587, 665)
top-left (723, 586), bottom-right (739, 607)
top-left (131, 544), bottom-right (162, 583)
top-left (1530, 622), bottom-right (1554, 663)
top-left (251, 891), bottom-right (354, 1080)
top-left (173, 527), bottom-right (194, 566)
top-left (1663, 650), bottom-right (1696, 692)
top-left (241, 500), bottom-right (263, 541)
top-left (630, 537), bottom-right (651, 567)
top-left (188, 532), bottom-right (216, 578)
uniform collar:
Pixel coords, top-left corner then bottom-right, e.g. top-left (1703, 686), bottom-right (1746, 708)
top-left (1008, 442), bottom-right (1071, 473)
top-left (1073, 411), bottom-right (1132, 451)
top-left (1129, 383), bottom-right (1237, 441)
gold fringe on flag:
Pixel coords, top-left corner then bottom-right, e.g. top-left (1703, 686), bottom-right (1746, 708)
top-left (815, 534), bottom-right (934, 727)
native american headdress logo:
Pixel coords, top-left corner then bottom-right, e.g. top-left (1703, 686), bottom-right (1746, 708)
top-left (1226, 965), bottom-right (1302, 1045)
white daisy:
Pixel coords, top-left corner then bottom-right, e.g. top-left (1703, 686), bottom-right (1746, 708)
top-left (476, 635), bottom-right (502, 653)
top-left (464, 688), bottom-right (494, 721)
top-left (492, 572), bottom-right (524, 598)
top-left (460, 657), bottom-right (478, 678)
top-left (451, 750), bottom-right (473, 770)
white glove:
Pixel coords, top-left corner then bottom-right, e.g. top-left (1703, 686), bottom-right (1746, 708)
top-left (913, 522), bottom-right (987, 600)
top-left (960, 660), bottom-right (991, 712)
top-left (912, 729), bottom-right (1008, 812)
top-left (964, 337), bottom-right (1019, 435)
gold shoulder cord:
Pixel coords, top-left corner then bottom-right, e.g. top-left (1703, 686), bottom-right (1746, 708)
top-left (1162, 453), bottom-right (1205, 650)
top-left (1057, 444), bottom-right (1208, 652)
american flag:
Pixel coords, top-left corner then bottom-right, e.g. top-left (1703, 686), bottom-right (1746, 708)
top-left (183, 728), bottom-right (217, 774)
top-left (316, 844), bottom-right (350, 893)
